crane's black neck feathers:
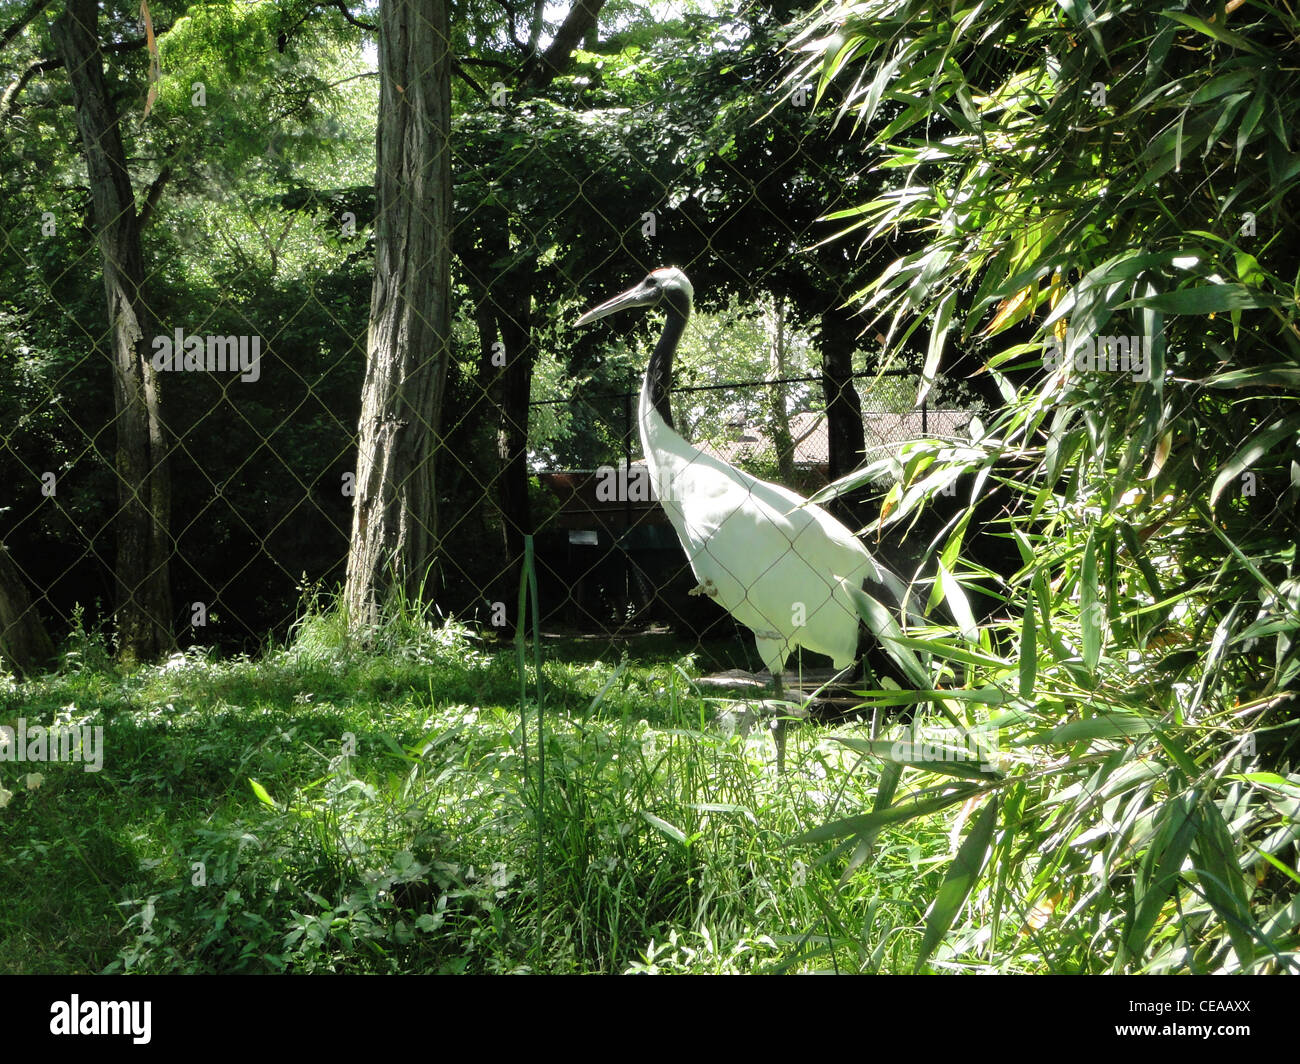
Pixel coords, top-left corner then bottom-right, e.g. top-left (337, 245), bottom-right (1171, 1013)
top-left (644, 286), bottom-right (690, 429)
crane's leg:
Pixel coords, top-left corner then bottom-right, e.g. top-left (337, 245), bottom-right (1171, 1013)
top-left (757, 638), bottom-right (790, 774)
top-left (772, 671), bottom-right (786, 774)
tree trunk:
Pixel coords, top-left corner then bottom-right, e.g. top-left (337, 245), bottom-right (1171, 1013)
top-left (518, 0), bottom-right (607, 89)
top-left (0, 546), bottom-right (54, 676)
top-left (458, 219), bottom-right (531, 621)
top-left (819, 305), bottom-right (868, 525)
top-left (345, 0), bottom-right (453, 630)
top-left (765, 296), bottom-right (795, 484)
top-left (52, 0), bottom-right (171, 664)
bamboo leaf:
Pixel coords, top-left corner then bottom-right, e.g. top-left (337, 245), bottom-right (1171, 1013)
top-left (885, 635), bottom-right (1005, 670)
top-left (916, 797), bottom-right (1001, 970)
top-left (831, 736), bottom-right (1002, 780)
top-left (841, 758), bottom-right (907, 886)
top-left (640, 811), bottom-right (687, 846)
top-left (1019, 605), bottom-right (1037, 699)
top-left (1202, 365), bottom-right (1300, 390)
top-left (1080, 530), bottom-right (1102, 673)
top-left (1017, 714), bottom-right (1151, 745)
top-left (1127, 790), bottom-right (1200, 959)
top-left (1236, 91), bottom-right (1266, 164)
top-left (918, 289), bottom-right (957, 406)
top-left (792, 785), bottom-right (983, 846)
top-left (1210, 416), bottom-right (1300, 507)
top-left (936, 561), bottom-right (979, 643)
top-left (1122, 284), bottom-right (1281, 314)
top-left (850, 586), bottom-right (929, 688)
top-left (1192, 798), bottom-right (1256, 967)
top-left (1161, 11), bottom-right (1263, 54)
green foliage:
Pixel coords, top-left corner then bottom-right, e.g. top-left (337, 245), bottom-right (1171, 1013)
top-left (3, 0), bottom-right (1295, 975)
top-left (786, 0), bottom-right (1300, 972)
top-left (0, 605), bottom-right (971, 974)
top-left (1, 0), bottom-right (376, 646)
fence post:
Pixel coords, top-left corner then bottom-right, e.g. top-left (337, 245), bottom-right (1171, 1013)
top-left (623, 384), bottom-right (633, 618)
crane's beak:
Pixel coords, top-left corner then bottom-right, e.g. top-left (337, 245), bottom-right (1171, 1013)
top-left (575, 282), bottom-right (655, 327)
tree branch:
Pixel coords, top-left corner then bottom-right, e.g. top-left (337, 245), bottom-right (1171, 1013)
top-left (318, 0), bottom-right (376, 33)
top-left (526, 0), bottom-right (545, 53)
top-left (1, 31), bottom-right (164, 119)
top-left (0, 0), bottom-right (50, 51)
top-left (452, 60), bottom-right (487, 98)
top-left (137, 164), bottom-right (171, 230)
top-left (519, 0), bottom-right (605, 89)
top-left (0, 56), bottom-right (58, 120)
top-left (459, 55), bottom-right (514, 72)
top-left (496, 0), bottom-right (525, 53)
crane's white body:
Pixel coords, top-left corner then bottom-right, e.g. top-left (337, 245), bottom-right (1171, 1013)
top-left (577, 268), bottom-right (905, 768)
top-left (640, 385), bottom-right (897, 676)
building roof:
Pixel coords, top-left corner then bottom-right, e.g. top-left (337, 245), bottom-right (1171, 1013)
top-left (537, 408), bottom-right (976, 528)
top-left (694, 408), bottom-right (975, 467)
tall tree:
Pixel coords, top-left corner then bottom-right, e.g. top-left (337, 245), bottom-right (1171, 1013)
top-left (765, 296), bottom-right (796, 484)
top-left (345, 0), bottom-right (453, 628)
top-left (452, 0), bottom-right (605, 619)
top-left (0, 544), bottom-right (53, 675)
top-left (50, 0), bottom-right (171, 663)
top-left (819, 305), bottom-right (869, 525)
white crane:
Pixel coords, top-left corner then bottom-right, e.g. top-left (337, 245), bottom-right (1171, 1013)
top-left (577, 267), bottom-right (908, 770)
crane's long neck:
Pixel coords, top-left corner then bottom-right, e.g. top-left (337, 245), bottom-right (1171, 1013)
top-left (641, 292), bottom-right (690, 431)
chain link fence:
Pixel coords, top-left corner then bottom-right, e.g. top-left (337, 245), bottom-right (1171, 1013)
top-left (522, 371), bottom-right (975, 644)
top-left (0, 11), bottom-right (983, 676)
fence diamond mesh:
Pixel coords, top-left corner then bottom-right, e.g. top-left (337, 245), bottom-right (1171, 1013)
top-left (0, 4), bottom-right (980, 678)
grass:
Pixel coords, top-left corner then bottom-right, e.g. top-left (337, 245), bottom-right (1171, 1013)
top-left (0, 611), bottom-right (964, 974)
top-left (4, 588), bottom-right (1295, 975)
